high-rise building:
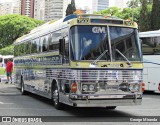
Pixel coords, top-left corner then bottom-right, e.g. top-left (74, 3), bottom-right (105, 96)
top-left (92, 0), bottom-right (109, 12)
top-left (45, 0), bottom-right (63, 22)
top-left (21, 0), bottom-right (34, 18)
top-left (0, 0), bottom-right (21, 15)
top-left (13, 0), bottom-right (21, 14)
top-left (111, 0), bottom-right (129, 9)
top-left (0, 2), bottom-right (13, 15)
top-left (34, 0), bottom-right (45, 20)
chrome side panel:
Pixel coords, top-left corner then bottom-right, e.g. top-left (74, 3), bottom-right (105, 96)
top-left (14, 68), bottom-right (143, 107)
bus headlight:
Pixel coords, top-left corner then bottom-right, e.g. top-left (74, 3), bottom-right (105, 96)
top-left (82, 85), bottom-right (88, 91)
top-left (89, 85), bottom-right (95, 91)
top-left (132, 71), bottom-right (142, 81)
top-left (129, 84), bottom-right (140, 92)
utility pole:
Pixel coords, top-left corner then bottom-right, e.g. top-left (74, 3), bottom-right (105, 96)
top-left (131, 0), bottom-right (136, 22)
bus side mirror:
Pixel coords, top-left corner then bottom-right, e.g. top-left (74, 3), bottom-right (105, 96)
top-left (59, 39), bottom-right (65, 55)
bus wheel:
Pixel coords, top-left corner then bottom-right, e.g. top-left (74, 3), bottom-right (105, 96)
top-left (52, 84), bottom-right (63, 110)
top-left (106, 106), bottom-right (117, 109)
top-left (21, 79), bottom-right (26, 95)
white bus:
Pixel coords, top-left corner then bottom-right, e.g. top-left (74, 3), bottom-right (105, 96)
top-left (139, 30), bottom-right (160, 93)
top-left (0, 55), bottom-right (14, 68)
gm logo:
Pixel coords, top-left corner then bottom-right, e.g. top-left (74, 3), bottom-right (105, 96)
top-left (92, 27), bottom-right (106, 33)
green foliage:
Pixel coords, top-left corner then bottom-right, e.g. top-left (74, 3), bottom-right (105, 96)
top-left (117, 7), bottom-right (140, 22)
top-left (0, 45), bottom-right (14, 55)
top-left (139, 0), bottom-right (152, 31)
top-left (151, 0), bottom-right (160, 30)
top-left (94, 7), bottom-right (140, 22)
top-left (66, 0), bottom-right (76, 16)
top-left (94, 7), bottom-right (120, 16)
top-left (0, 67), bottom-right (6, 75)
top-left (0, 14), bottom-right (44, 49)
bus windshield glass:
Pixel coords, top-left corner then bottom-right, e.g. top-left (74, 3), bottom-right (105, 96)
top-left (70, 26), bottom-right (141, 61)
top-left (110, 26), bottom-right (141, 61)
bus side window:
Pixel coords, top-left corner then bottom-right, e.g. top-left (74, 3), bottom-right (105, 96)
top-left (31, 38), bottom-right (40, 53)
top-left (14, 45), bottom-right (18, 57)
top-left (65, 36), bottom-right (69, 57)
top-left (49, 32), bottom-right (60, 51)
top-left (25, 41), bottom-right (31, 54)
top-left (40, 35), bottom-right (49, 52)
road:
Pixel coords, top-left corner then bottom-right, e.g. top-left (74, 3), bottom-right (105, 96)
top-left (0, 83), bottom-right (160, 123)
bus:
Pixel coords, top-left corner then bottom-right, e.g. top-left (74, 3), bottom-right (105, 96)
top-left (139, 30), bottom-right (160, 93)
top-left (0, 55), bottom-right (14, 68)
top-left (14, 14), bottom-right (143, 110)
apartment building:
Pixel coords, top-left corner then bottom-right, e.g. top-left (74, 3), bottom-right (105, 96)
top-left (21, 0), bottom-right (34, 18)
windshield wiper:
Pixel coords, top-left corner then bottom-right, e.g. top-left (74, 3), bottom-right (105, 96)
top-left (115, 49), bottom-right (132, 67)
top-left (91, 49), bottom-right (109, 65)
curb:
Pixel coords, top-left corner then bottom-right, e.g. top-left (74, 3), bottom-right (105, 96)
top-left (0, 93), bottom-right (22, 96)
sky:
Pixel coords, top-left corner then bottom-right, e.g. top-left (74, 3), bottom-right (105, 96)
top-left (0, 0), bottom-right (128, 9)
top-left (75, 0), bottom-right (92, 8)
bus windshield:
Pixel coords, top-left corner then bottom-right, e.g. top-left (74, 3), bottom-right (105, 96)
top-left (70, 26), bottom-right (141, 61)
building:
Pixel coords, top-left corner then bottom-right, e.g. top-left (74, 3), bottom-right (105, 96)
top-left (0, 0), bottom-right (21, 15)
top-left (21, 0), bottom-right (34, 18)
top-left (92, 0), bottom-right (109, 12)
top-left (109, 0), bottom-right (130, 9)
top-left (34, 0), bottom-right (45, 20)
top-left (45, 0), bottom-right (63, 22)
top-left (0, 0), bottom-right (73, 21)
top-left (13, 0), bottom-right (21, 14)
top-left (0, 2), bottom-right (13, 15)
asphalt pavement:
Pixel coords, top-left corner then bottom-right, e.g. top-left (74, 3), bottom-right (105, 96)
top-left (0, 77), bottom-right (21, 95)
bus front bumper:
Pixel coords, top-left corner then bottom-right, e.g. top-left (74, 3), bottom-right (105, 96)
top-left (69, 93), bottom-right (142, 107)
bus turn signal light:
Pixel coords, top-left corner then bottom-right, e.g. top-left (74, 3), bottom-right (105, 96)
top-left (141, 82), bottom-right (145, 92)
top-left (71, 83), bottom-right (77, 93)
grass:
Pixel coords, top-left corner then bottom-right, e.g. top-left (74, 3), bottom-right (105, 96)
top-left (0, 67), bottom-right (14, 75)
top-left (0, 67), bottom-right (6, 75)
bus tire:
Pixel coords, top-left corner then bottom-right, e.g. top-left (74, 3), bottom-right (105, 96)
top-left (52, 83), bottom-right (63, 110)
top-left (106, 106), bottom-right (117, 109)
top-left (21, 78), bottom-right (27, 95)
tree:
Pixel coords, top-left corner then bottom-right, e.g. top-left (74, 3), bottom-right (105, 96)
top-left (0, 14), bottom-right (44, 49)
top-left (151, 0), bottom-right (160, 30)
top-left (94, 7), bottom-right (140, 22)
top-left (116, 7), bottom-right (141, 22)
top-left (66, 0), bottom-right (76, 16)
top-left (139, 0), bottom-right (152, 31)
top-left (0, 45), bottom-right (14, 55)
top-left (94, 7), bottom-right (120, 16)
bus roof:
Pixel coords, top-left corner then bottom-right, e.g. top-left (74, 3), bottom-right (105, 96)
top-left (14, 14), bottom-right (137, 45)
top-left (139, 30), bottom-right (160, 38)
